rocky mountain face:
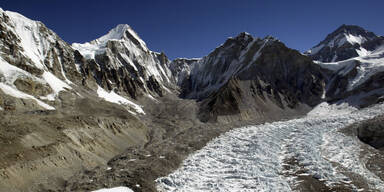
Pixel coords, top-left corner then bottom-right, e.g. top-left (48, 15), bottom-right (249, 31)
top-left (321, 55), bottom-right (384, 107)
top-left (176, 33), bottom-right (325, 122)
top-left (307, 25), bottom-right (384, 108)
top-left (351, 114), bottom-right (384, 150)
top-left (306, 24), bottom-right (384, 62)
top-left (168, 58), bottom-right (199, 86)
top-left (72, 24), bottom-right (174, 99)
top-left (1, 7), bottom-right (384, 192)
top-left (0, 8), bottom-right (89, 112)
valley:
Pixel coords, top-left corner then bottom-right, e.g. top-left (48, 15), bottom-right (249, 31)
top-left (0, 6), bottom-right (384, 192)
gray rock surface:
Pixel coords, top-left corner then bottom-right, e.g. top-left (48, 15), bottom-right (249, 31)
top-left (355, 115), bottom-right (384, 149)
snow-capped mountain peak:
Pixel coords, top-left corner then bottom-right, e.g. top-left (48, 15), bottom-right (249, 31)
top-left (306, 25), bottom-right (382, 62)
top-left (316, 25), bottom-right (376, 49)
top-left (91, 24), bottom-right (148, 51)
top-left (72, 24), bottom-right (150, 60)
top-left (72, 23), bottom-right (173, 99)
top-left (335, 24), bottom-right (376, 38)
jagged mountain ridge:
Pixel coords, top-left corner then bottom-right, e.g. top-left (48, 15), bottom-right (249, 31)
top-left (1, 8), bottom-right (383, 124)
top-left (173, 33), bottom-right (325, 122)
top-left (306, 24), bottom-right (384, 62)
top-left (72, 24), bottom-right (174, 99)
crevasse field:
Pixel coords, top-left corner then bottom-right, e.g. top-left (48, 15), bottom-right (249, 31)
top-left (155, 102), bottom-right (384, 192)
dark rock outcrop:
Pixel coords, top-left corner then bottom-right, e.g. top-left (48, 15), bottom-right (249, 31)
top-left (353, 115), bottom-right (384, 150)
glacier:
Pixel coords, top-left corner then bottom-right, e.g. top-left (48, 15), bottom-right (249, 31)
top-left (156, 102), bottom-right (384, 191)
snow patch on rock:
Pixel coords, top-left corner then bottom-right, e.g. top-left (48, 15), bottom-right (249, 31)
top-left (41, 72), bottom-right (71, 100)
top-left (0, 82), bottom-right (55, 110)
top-left (92, 186), bottom-right (134, 192)
top-left (0, 57), bottom-right (41, 84)
top-left (71, 42), bottom-right (104, 60)
top-left (97, 86), bottom-right (145, 114)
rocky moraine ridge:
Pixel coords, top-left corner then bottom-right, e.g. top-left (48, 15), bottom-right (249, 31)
top-left (0, 7), bottom-right (384, 192)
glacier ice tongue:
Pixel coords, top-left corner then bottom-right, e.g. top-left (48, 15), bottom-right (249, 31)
top-left (156, 102), bottom-right (384, 191)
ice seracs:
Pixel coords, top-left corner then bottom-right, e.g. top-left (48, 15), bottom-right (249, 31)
top-left (156, 102), bottom-right (384, 191)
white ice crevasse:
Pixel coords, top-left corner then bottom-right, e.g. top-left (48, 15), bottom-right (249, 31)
top-left (156, 102), bottom-right (384, 192)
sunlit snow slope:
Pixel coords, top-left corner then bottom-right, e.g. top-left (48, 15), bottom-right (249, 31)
top-left (156, 102), bottom-right (384, 191)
